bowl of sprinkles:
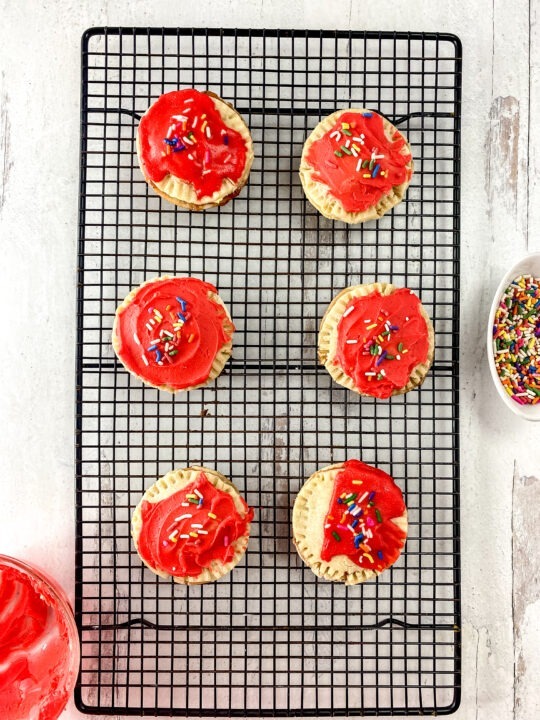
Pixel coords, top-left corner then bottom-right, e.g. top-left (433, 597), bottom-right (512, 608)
top-left (488, 253), bottom-right (540, 420)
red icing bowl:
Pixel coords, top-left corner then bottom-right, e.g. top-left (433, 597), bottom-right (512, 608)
top-left (0, 555), bottom-right (80, 720)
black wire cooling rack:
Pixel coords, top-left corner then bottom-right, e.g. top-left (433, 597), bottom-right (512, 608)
top-left (75, 28), bottom-right (462, 716)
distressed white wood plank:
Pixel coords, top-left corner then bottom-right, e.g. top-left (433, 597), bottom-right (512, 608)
top-left (487, 4), bottom-right (540, 720)
top-left (0, 83), bottom-right (12, 215)
top-left (528, 0), bottom-right (540, 252)
top-left (458, 1), bottom-right (533, 719)
top-left (486, 0), bottom-right (530, 270)
top-left (513, 466), bottom-right (540, 720)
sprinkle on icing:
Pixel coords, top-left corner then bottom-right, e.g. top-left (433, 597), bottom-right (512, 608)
top-left (335, 288), bottom-right (430, 399)
top-left (320, 459), bottom-right (407, 573)
top-left (114, 277), bottom-right (234, 391)
top-left (138, 88), bottom-right (248, 200)
top-left (306, 111), bottom-right (412, 214)
top-left (137, 472), bottom-right (253, 578)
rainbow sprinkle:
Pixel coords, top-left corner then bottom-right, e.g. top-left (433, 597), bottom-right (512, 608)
top-left (341, 309), bottom-right (407, 379)
top-left (326, 118), bottom-right (386, 179)
top-left (325, 484), bottom-right (386, 567)
top-left (493, 274), bottom-right (540, 405)
top-left (162, 108), bottom-right (228, 163)
top-left (144, 295), bottom-right (192, 366)
top-left (163, 489), bottom-right (211, 543)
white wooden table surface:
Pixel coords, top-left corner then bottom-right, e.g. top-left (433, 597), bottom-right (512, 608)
top-left (1, 1), bottom-right (539, 718)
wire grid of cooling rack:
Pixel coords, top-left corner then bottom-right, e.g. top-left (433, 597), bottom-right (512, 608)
top-left (75, 28), bottom-right (462, 716)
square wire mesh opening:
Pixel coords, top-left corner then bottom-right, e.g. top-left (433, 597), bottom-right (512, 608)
top-left (76, 28), bottom-right (461, 716)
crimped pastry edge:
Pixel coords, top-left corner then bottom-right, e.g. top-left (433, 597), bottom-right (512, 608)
top-left (318, 282), bottom-right (434, 398)
top-left (137, 90), bottom-right (254, 210)
top-left (112, 275), bottom-right (234, 393)
top-left (132, 465), bottom-right (251, 585)
top-left (299, 108), bottom-right (413, 224)
top-left (292, 462), bottom-right (408, 585)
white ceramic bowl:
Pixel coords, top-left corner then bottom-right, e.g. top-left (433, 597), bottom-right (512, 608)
top-left (487, 252), bottom-right (540, 421)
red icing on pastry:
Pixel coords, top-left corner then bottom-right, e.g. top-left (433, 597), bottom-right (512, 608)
top-left (305, 111), bottom-right (412, 213)
top-left (114, 277), bottom-right (234, 391)
top-left (320, 460), bottom-right (406, 572)
top-left (0, 558), bottom-right (79, 720)
top-left (335, 288), bottom-right (430, 399)
top-left (137, 89), bottom-right (248, 200)
top-left (137, 472), bottom-right (254, 578)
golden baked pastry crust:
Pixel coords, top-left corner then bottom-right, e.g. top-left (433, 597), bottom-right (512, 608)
top-left (112, 275), bottom-right (234, 393)
top-left (137, 91), bottom-right (254, 210)
top-left (318, 282), bottom-right (434, 397)
top-left (132, 466), bottom-right (251, 585)
top-left (292, 462), bottom-right (408, 585)
top-left (299, 108), bottom-right (413, 224)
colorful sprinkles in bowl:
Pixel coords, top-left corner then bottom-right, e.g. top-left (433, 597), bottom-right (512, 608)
top-left (493, 274), bottom-right (540, 405)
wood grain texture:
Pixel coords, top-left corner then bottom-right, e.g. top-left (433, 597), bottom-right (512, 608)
top-left (0, 1), bottom-right (539, 718)
top-left (0, 82), bottom-right (12, 214)
top-left (528, 0), bottom-right (540, 252)
top-left (513, 468), bottom-right (540, 720)
top-left (487, 96), bottom-right (520, 224)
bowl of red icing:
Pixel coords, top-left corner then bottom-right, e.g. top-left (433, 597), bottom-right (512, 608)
top-left (0, 555), bottom-right (80, 720)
